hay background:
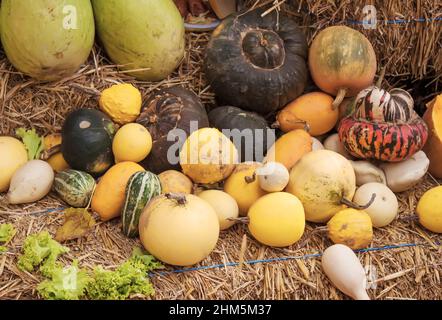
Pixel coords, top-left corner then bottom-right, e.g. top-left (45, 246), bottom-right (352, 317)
top-left (1, 1), bottom-right (442, 300)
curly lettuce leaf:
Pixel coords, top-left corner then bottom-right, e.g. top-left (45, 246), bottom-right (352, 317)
top-left (86, 248), bottom-right (162, 300)
top-left (37, 260), bottom-right (91, 300)
top-left (18, 231), bottom-right (69, 277)
top-left (16, 128), bottom-right (44, 160)
top-left (0, 224), bottom-right (16, 244)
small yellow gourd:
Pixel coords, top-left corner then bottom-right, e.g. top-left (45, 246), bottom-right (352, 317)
top-left (158, 170), bottom-right (193, 194)
top-left (112, 123), bottom-right (153, 163)
top-left (224, 162), bottom-right (267, 216)
top-left (0, 137), bottom-right (28, 192)
top-left (327, 209), bottom-right (373, 250)
top-left (99, 83), bottom-right (142, 125)
top-left (248, 192), bottom-right (305, 247)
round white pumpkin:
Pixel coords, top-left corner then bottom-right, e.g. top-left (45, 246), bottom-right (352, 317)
top-left (353, 183), bottom-right (398, 227)
top-left (256, 162), bottom-right (290, 192)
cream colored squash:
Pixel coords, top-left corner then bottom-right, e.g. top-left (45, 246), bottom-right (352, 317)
top-left (286, 150), bottom-right (357, 223)
top-left (198, 190), bottom-right (239, 230)
top-left (353, 183), bottom-right (398, 227)
top-left (256, 162), bottom-right (289, 192)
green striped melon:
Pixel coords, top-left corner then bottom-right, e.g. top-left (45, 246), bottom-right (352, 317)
top-left (54, 170), bottom-right (96, 208)
top-left (122, 171), bottom-right (162, 238)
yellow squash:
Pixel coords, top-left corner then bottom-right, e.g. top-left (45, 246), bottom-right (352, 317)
top-left (327, 209), bottom-right (373, 250)
top-left (92, 162), bottom-right (144, 221)
top-left (99, 83), bottom-right (142, 125)
top-left (0, 137), bottom-right (28, 192)
top-left (417, 186), bottom-right (442, 233)
top-left (224, 162), bottom-right (267, 216)
top-left (248, 192), bottom-right (305, 247)
top-left (112, 123), bottom-right (153, 163)
top-left (158, 170), bottom-right (193, 194)
top-left (264, 129), bottom-right (312, 170)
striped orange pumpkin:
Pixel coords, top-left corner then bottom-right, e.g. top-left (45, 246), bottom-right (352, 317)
top-left (339, 115), bottom-right (428, 162)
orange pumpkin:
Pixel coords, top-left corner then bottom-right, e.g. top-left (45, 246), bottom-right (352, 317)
top-left (423, 94), bottom-right (442, 178)
top-left (277, 92), bottom-right (338, 136)
top-left (309, 26), bottom-right (377, 108)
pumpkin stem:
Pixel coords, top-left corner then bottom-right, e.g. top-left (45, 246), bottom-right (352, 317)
top-left (376, 66), bottom-right (387, 88)
top-left (341, 193), bottom-right (376, 210)
top-left (244, 173), bottom-right (257, 184)
top-left (165, 193), bottom-right (187, 205)
top-left (332, 88), bottom-right (348, 110)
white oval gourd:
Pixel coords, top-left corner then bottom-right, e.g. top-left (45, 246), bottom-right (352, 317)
top-left (7, 160), bottom-right (54, 204)
top-left (256, 162), bottom-right (289, 192)
top-left (198, 190), bottom-right (239, 230)
top-left (353, 183), bottom-right (398, 227)
top-left (322, 244), bottom-right (370, 300)
top-left (380, 151), bottom-right (429, 193)
top-left (350, 161), bottom-right (386, 186)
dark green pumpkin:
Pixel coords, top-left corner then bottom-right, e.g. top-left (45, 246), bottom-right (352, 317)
top-left (136, 86), bottom-right (209, 174)
top-left (61, 109), bottom-right (115, 176)
top-left (204, 7), bottom-right (308, 115)
top-left (208, 106), bottom-right (271, 162)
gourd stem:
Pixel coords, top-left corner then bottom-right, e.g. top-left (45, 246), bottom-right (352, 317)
top-left (165, 193), bottom-right (187, 205)
top-left (376, 66), bottom-right (387, 88)
top-left (271, 119), bottom-right (310, 133)
top-left (341, 193), bottom-right (376, 210)
top-left (228, 217), bottom-right (250, 224)
top-left (244, 173), bottom-right (257, 184)
top-left (40, 145), bottom-right (61, 160)
top-left (332, 88), bottom-right (348, 110)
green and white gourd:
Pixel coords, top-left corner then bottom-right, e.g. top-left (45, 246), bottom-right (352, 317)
top-left (54, 170), bottom-right (96, 208)
top-left (122, 171), bottom-right (162, 238)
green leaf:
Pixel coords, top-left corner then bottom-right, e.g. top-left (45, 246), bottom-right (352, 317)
top-left (17, 231), bottom-right (69, 277)
top-left (37, 260), bottom-right (92, 300)
top-left (0, 224), bottom-right (16, 244)
top-left (16, 128), bottom-right (44, 160)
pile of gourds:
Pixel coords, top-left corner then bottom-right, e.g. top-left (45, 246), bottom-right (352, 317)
top-left (1, 6), bottom-right (442, 298)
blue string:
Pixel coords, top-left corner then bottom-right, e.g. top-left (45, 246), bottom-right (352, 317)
top-left (29, 207), bottom-right (440, 277)
top-left (150, 242), bottom-right (441, 277)
top-left (346, 16), bottom-right (442, 25)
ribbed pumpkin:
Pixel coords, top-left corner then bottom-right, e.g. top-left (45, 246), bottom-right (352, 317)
top-left (423, 95), bottom-right (442, 178)
top-left (122, 171), bottom-right (162, 238)
top-left (208, 106), bottom-right (270, 162)
top-left (54, 170), bottom-right (96, 208)
top-left (204, 7), bottom-right (308, 115)
top-left (309, 26), bottom-right (377, 108)
top-left (339, 87), bottom-right (428, 162)
top-left (353, 86), bottom-right (414, 123)
top-left (137, 87), bottom-right (209, 174)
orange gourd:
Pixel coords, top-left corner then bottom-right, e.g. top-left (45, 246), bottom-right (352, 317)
top-left (277, 92), bottom-right (338, 136)
top-left (264, 129), bottom-right (312, 170)
top-left (92, 162), bottom-right (144, 221)
top-left (309, 26), bottom-right (377, 108)
top-left (423, 94), bottom-right (442, 178)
